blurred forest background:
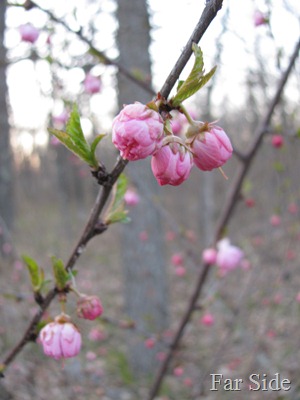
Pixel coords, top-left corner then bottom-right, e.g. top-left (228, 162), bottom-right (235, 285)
top-left (0, 0), bottom-right (300, 399)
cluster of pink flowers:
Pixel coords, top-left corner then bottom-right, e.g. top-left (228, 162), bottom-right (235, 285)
top-left (39, 293), bottom-right (103, 360)
top-left (202, 238), bottom-right (245, 275)
top-left (112, 102), bottom-right (233, 186)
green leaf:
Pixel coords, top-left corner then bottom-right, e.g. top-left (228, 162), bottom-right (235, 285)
top-left (22, 255), bottom-right (44, 292)
top-left (272, 161), bottom-right (285, 172)
top-left (90, 134), bottom-right (106, 167)
top-left (48, 105), bottom-right (99, 168)
top-left (296, 127), bottom-right (300, 138)
top-left (51, 257), bottom-right (69, 291)
top-left (171, 43), bottom-right (217, 107)
top-left (106, 210), bottom-right (130, 224)
top-left (105, 174), bottom-right (130, 225)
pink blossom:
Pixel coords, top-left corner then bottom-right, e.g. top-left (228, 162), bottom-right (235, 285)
top-left (165, 230), bottom-right (176, 241)
top-left (171, 252), bottom-right (184, 266)
top-left (83, 73), bottom-right (101, 94)
top-left (174, 266), bottom-right (186, 276)
top-left (77, 295), bottom-right (103, 320)
top-left (270, 214), bottom-right (281, 226)
top-left (171, 111), bottom-right (187, 135)
top-left (19, 24), bottom-right (39, 43)
top-left (88, 327), bottom-right (106, 341)
top-left (245, 198), bottom-right (255, 208)
top-left (271, 134), bottom-right (284, 148)
top-left (201, 313), bottom-right (215, 326)
top-left (144, 338), bottom-right (156, 349)
top-left (124, 189), bottom-right (140, 206)
top-left (173, 366), bottom-right (184, 377)
top-left (39, 315), bottom-right (81, 360)
top-left (183, 377), bottom-right (193, 387)
top-left (254, 10), bottom-right (268, 27)
top-left (112, 103), bottom-right (164, 161)
top-left (216, 238), bottom-right (244, 273)
top-left (202, 248), bottom-right (217, 265)
top-left (151, 142), bottom-right (193, 186)
top-left (295, 293), bottom-right (300, 303)
top-left (188, 123), bottom-right (233, 171)
top-left (139, 230), bottom-right (148, 241)
top-left (288, 202), bottom-right (298, 214)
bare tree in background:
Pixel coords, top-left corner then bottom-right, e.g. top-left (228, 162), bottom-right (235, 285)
top-left (116, 0), bottom-right (169, 376)
top-left (0, 1), bottom-right (14, 255)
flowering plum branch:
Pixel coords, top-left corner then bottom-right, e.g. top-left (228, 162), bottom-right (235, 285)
top-left (0, 0), bottom-right (225, 376)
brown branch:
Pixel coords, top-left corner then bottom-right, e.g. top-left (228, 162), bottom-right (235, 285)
top-left (160, 0), bottom-right (223, 100)
top-left (147, 36), bottom-right (300, 400)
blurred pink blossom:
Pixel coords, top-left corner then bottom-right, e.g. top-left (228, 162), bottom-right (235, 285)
top-left (254, 10), bottom-right (268, 27)
top-left (202, 248), bottom-right (217, 265)
top-left (83, 73), bottom-right (101, 94)
top-left (270, 214), bottom-right (281, 226)
top-left (19, 24), bottom-right (39, 43)
top-left (124, 189), bottom-right (140, 206)
top-left (271, 134), bottom-right (284, 148)
top-left (216, 238), bottom-right (244, 274)
top-left (201, 313), bottom-right (215, 326)
top-left (171, 252), bottom-right (184, 266)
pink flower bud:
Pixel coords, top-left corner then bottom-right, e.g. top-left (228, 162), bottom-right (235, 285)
top-left (83, 73), bottom-right (101, 94)
top-left (201, 313), bottom-right (215, 326)
top-left (39, 315), bottom-right (81, 360)
top-left (171, 252), bottom-right (184, 266)
top-left (19, 24), bottom-right (39, 43)
top-left (112, 103), bottom-right (164, 161)
top-left (173, 366), bottom-right (184, 377)
top-left (189, 123), bottom-right (233, 171)
top-left (254, 10), bottom-right (268, 27)
top-left (174, 266), bottom-right (186, 276)
top-left (271, 134), bottom-right (284, 148)
top-left (151, 142), bottom-right (193, 186)
top-left (124, 189), bottom-right (140, 206)
top-left (77, 295), bottom-right (103, 320)
top-left (270, 214), bottom-right (281, 226)
top-left (202, 248), bottom-right (217, 265)
top-left (144, 337), bottom-right (156, 349)
top-left (216, 238), bottom-right (244, 273)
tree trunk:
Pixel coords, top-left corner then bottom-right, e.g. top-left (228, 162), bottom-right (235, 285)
top-left (115, 0), bottom-right (169, 376)
top-left (0, 1), bottom-right (14, 256)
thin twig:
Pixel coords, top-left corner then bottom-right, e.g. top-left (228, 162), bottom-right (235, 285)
top-left (147, 36), bottom-right (300, 400)
top-left (7, 0), bottom-right (155, 96)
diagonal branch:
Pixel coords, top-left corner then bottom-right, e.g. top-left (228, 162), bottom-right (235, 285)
top-left (7, 0), bottom-right (156, 96)
top-left (147, 36), bottom-right (300, 400)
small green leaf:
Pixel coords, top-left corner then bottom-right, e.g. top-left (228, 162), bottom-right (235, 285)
top-left (171, 43), bottom-right (217, 107)
top-left (48, 105), bottom-right (99, 168)
top-left (296, 127), bottom-right (300, 138)
top-left (272, 161), bottom-right (285, 172)
top-left (105, 174), bottom-right (130, 225)
top-left (90, 134), bottom-right (106, 167)
top-left (51, 257), bottom-right (69, 291)
top-left (106, 209), bottom-right (130, 225)
top-left (22, 255), bottom-right (44, 292)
